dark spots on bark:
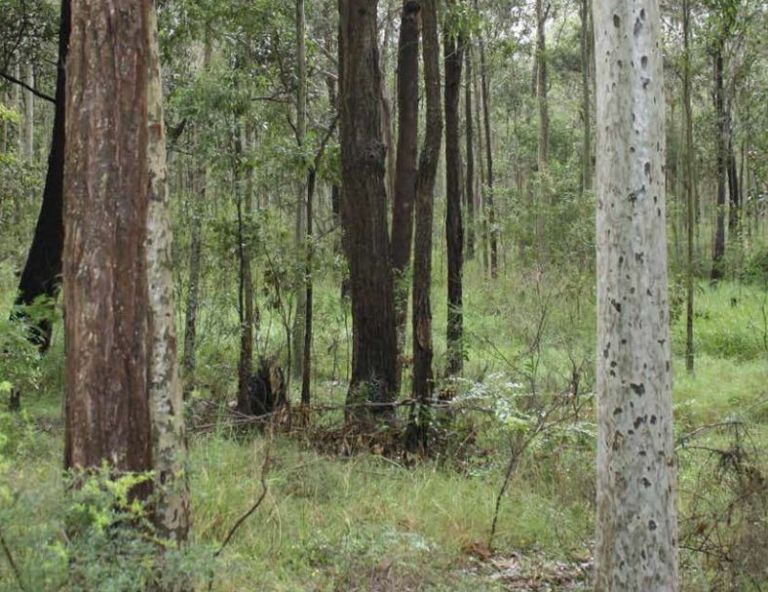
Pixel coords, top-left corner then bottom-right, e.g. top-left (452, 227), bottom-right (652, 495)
top-left (634, 17), bottom-right (643, 36)
top-left (634, 415), bottom-right (646, 429)
top-left (648, 519), bottom-right (657, 530)
top-left (611, 299), bottom-right (622, 313)
top-left (644, 162), bottom-right (651, 176)
top-left (658, 207), bottom-right (662, 217)
top-left (641, 55), bottom-right (648, 68)
top-left (658, 338), bottom-right (666, 347)
top-left (613, 14), bottom-right (620, 27)
top-left (630, 146), bottom-right (636, 153)
top-left (641, 477), bottom-right (652, 488)
top-left (612, 431), bottom-right (624, 451)
top-left (618, 59), bottom-right (623, 68)
top-left (639, 449), bottom-right (647, 456)
top-left (613, 407), bottom-right (623, 415)
top-left (650, 415), bottom-right (657, 425)
top-left (642, 77), bottom-right (650, 90)
top-left (635, 252), bottom-right (644, 264)
top-left (630, 382), bottom-right (645, 396)
top-left (603, 342), bottom-right (611, 358)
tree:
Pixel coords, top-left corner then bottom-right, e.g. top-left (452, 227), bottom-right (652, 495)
top-left (338, 0), bottom-right (398, 419)
top-left (593, 0), bottom-right (678, 587)
top-left (535, 0), bottom-right (549, 173)
top-left (64, 0), bottom-right (190, 544)
top-left (579, 0), bottom-right (593, 193)
top-left (391, 0), bottom-right (421, 365)
top-left (12, 0), bottom-right (69, 353)
top-left (464, 33), bottom-right (476, 259)
top-left (409, 0), bottom-right (442, 450)
top-left (683, 0), bottom-right (695, 374)
top-left (444, 0), bottom-right (464, 378)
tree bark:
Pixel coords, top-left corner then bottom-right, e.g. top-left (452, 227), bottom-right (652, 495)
top-left (338, 0), bottom-right (398, 420)
top-left (408, 0), bottom-right (442, 451)
top-left (593, 0), bottom-right (678, 587)
top-left (145, 1), bottom-right (191, 542)
top-left (580, 0), bottom-right (593, 192)
top-left (23, 63), bottom-right (34, 162)
top-left (391, 0), bottom-right (421, 380)
top-left (64, 0), bottom-right (154, 480)
top-left (535, 0), bottom-right (549, 172)
top-left (476, 4), bottom-right (498, 278)
top-left (710, 42), bottom-right (726, 282)
top-left (464, 37), bottom-right (476, 259)
top-left (12, 0), bottom-right (69, 352)
top-left (445, 3), bottom-right (464, 377)
top-left (683, 0), bottom-right (695, 375)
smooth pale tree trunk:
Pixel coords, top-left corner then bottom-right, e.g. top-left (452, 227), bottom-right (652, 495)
top-left (391, 0), bottom-right (421, 384)
top-left (593, 0), bottom-right (678, 588)
top-left (408, 0), bottom-right (441, 451)
top-left (64, 0), bottom-right (190, 544)
top-left (13, 0), bottom-right (70, 354)
top-left (338, 0), bottom-right (398, 421)
top-left (444, 0), bottom-right (464, 378)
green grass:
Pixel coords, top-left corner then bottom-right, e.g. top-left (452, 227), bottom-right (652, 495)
top-left (2, 272), bottom-right (767, 590)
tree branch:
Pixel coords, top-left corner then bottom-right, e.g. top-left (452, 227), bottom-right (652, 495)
top-left (0, 69), bottom-right (55, 104)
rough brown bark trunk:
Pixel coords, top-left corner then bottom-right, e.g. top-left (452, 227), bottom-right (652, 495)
top-left (391, 0), bottom-right (421, 382)
top-left (579, 0), bottom-right (592, 193)
top-left (338, 0), bottom-right (398, 420)
top-left (12, 0), bottom-right (70, 353)
top-left (408, 0), bottom-right (441, 451)
top-left (444, 5), bottom-right (464, 377)
top-left (64, 0), bottom-right (153, 488)
top-left (535, 0), bottom-right (549, 172)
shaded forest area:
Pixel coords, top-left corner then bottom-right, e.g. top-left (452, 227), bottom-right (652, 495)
top-left (1, 0), bottom-right (767, 590)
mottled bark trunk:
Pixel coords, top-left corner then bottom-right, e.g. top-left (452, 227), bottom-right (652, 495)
top-left (391, 0), bottom-right (421, 381)
top-left (13, 0), bottom-right (69, 353)
top-left (408, 0), bottom-right (441, 451)
top-left (593, 0), bottom-right (678, 587)
top-left (444, 5), bottom-right (464, 377)
top-left (145, 1), bottom-right (191, 543)
top-left (338, 0), bottom-right (398, 420)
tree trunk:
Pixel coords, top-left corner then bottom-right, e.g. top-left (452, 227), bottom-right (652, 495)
top-left (535, 0), bottom-right (549, 173)
top-left (579, 0), bottom-right (592, 192)
top-left (683, 0), bottom-right (694, 375)
top-left (23, 63), bottom-right (34, 162)
top-left (476, 4), bottom-right (498, 278)
top-left (65, 0), bottom-right (154, 475)
top-left (409, 0), bottom-right (441, 451)
top-left (145, 1), bottom-right (191, 542)
top-left (301, 167), bottom-right (315, 407)
top-left (182, 37), bottom-right (212, 398)
top-left (391, 0), bottom-right (421, 380)
top-left (464, 38), bottom-right (476, 259)
top-left (710, 43), bottom-right (726, 282)
top-left (12, 0), bottom-right (70, 353)
top-left (292, 0), bottom-right (308, 383)
top-left (726, 115), bottom-right (739, 237)
top-left (593, 0), bottom-right (678, 587)
top-left (444, 2), bottom-right (464, 378)
top-left (236, 123), bottom-right (255, 414)
top-left (338, 0), bottom-right (398, 421)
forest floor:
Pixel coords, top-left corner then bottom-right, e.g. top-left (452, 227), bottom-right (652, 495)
top-left (1, 267), bottom-right (767, 591)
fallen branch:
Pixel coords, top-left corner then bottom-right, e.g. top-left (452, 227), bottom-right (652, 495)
top-left (0, 526), bottom-right (27, 592)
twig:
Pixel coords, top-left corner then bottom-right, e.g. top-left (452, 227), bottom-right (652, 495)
top-left (213, 438), bottom-right (272, 558)
top-left (0, 69), bottom-right (56, 104)
top-left (0, 527), bottom-right (27, 592)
